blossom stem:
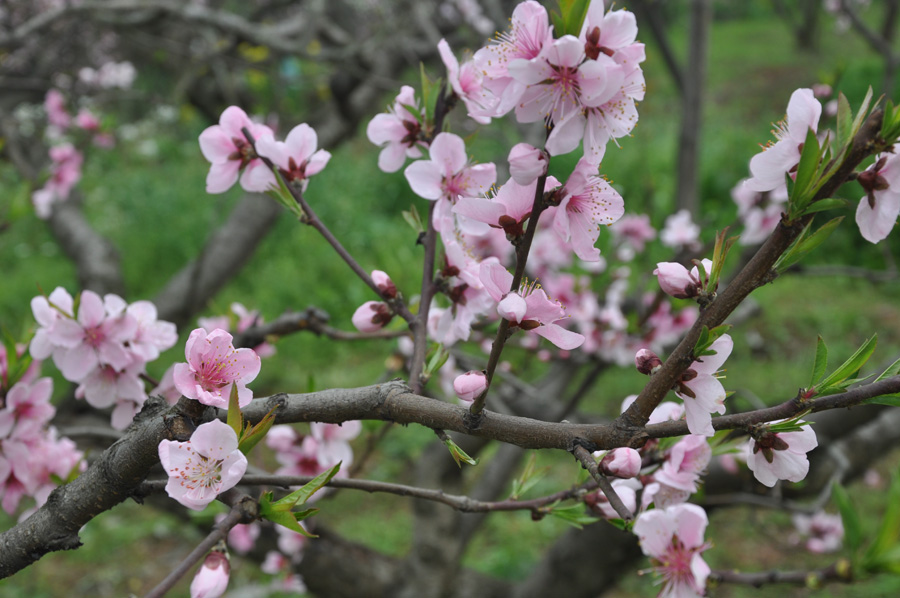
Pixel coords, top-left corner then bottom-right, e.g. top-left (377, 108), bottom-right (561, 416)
top-left (408, 201), bottom-right (439, 394)
top-left (572, 445), bottom-right (633, 520)
top-left (469, 174), bottom-right (549, 417)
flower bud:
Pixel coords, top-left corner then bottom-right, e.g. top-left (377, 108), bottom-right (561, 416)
top-left (351, 301), bottom-right (393, 332)
top-left (371, 270), bottom-right (398, 299)
top-left (190, 547), bottom-right (230, 598)
top-left (453, 370), bottom-right (487, 403)
top-left (600, 448), bottom-right (642, 479)
top-left (635, 348), bottom-right (662, 375)
top-left (508, 143), bottom-right (548, 185)
top-left (653, 262), bottom-right (700, 299)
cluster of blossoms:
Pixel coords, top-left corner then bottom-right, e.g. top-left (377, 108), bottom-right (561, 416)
top-left (29, 287), bottom-right (177, 429)
top-left (32, 89), bottom-right (116, 218)
top-left (0, 345), bottom-right (84, 517)
top-left (265, 421), bottom-right (362, 487)
top-left (198, 302), bottom-right (277, 358)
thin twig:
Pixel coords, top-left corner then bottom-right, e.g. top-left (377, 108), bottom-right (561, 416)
top-left (572, 445), bottom-right (633, 520)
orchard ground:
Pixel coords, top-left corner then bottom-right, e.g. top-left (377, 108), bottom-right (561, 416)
top-left (2, 7), bottom-right (900, 598)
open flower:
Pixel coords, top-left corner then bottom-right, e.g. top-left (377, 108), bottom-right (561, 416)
top-left (673, 334), bottom-right (732, 436)
top-left (198, 106), bottom-right (275, 194)
top-left (633, 503), bottom-right (711, 598)
top-left (855, 149), bottom-right (900, 243)
top-left (746, 421), bottom-right (817, 487)
top-left (252, 123), bottom-right (331, 192)
top-left (438, 39), bottom-right (497, 124)
top-left (366, 86), bottom-right (427, 173)
top-left (554, 158), bottom-right (624, 261)
top-left (173, 328), bottom-right (261, 409)
top-left (158, 419), bottom-right (248, 511)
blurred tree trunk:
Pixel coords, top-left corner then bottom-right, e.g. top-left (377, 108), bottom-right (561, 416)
top-left (674, 0), bottom-right (711, 217)
top-left (772, 0), bottom-right (820, 50)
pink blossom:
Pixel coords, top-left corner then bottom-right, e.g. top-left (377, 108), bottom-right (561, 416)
top-left (473, 1), bottom-right (554, 116)
top-left (479, 261), bottom-right (585, 350)
top-left (190, 549), bottom-right (230, 598)
top-left (653, 258), bottom-right (713, 300)
top-left (74, 108), bottom-right (100, 131)
top-left (152, 364), bottom-right (182, 405)
top-left (0, 378), bottom-right (55, 439)
top-left (127, 301), bottom-right (178, 362)
top-left (586, 478), bottom-right (640, 519)
top-left (659, 209), bottom-right (700, 250)
top-left (611, 213), bottom-right (656, 253)
top-left (599, 447), bottom-right (642, 479)
top-left (633, 503), bottom-right (710, 598)
top-left (652, 435), bottom-right (711, 505)
top-left (454, 175), bottom-right (560, 239)
top-left (746, 421), bottom-right (817, 487)
top-left (404, 132), bottom-right (496, 223)
top-left (173, 328), bottom-right (261, 409)
top-left (453, 371), bottom-right (487, 403)
top-left (352, 301), bottom-right (393, 333)
top-left (855, 150), bottom-right (900, 243)
top-left (674, 334), bottom-right (733, 436)
top-left (554, 158), bottom-right (624, 261)
top-left (31, 143), bottom-right (84, 218)
top-left (44, 89), bottom-right (70, 129)
top-left (198, 106), bottom-right (275, 194)
top-left (747, 88), bottom-right (821, 192)
top-left (158, 419), bottom-right (248, 511)
top-left (225, 520), bottom-right (260, 554)
top-left (252, 123), bottom-right (331, 192)
top-left (792, 511), bottom-right (844, 553)
top-left (310, 421), bottom-right (361, 470)
top-left (733, 178), bottom-right (789, 245)
top-left (438, 39), bottom-right (497, 124)
top-left (508, 143), bottom-right (548, 185)
top-left (366, 85), bottom-right (427, 173)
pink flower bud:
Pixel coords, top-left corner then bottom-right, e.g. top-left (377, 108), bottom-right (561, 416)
top-left (635, 348), bottom-right (662, 375)
top-left (600, 448), bottom-right (642, 479)
top-left (508, 143), bottom-right (549, 186)
top-left (190, 549), bottom-right (230, 598)
top-left (371, 270), bottom-right (398, 299)
top-left (653, 262), bottom-right (700, 299)
top-left (453, 370), bottom-right (487, 403)
top-left (351, 301), bottom-right (393, 333)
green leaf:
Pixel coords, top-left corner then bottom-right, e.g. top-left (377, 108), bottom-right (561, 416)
top-left (423, 343), bottom-right (450, 379)
top-left (264, 508), bottom-right (318, 538)
top-left (266, 462), bottom-right (341, 511)
top-left (850, 86), bottom-right (874, 142)
top-left (510, 453), bottom-right (546, 500)
top-left (227, 383), bottom-right (242, 438)
top-left (790, 126), bottom-right (823, 211)
top-left (875, 356), bottom-right (900, 382)
top-left (562, 0), bottom-right (590, 36)
top-left (442, 435), bottom-right (478, 467)
top-left (817, 334), bottom-right (877, 394)
top-left (237, 406), bottom-right (277, 455)
top-left (836, 92), bottom-right (853, 149)
top-left (866, 470), bottom-right (900, 562)
top-left (800, 197), bottom-right (848, 216)
top-left (693, 324), bottom-right (732, 357)
top-left (774, 216), bottom-right (844, 273)
top-left (862, 394), bottom-right (900, 407)
top-left (833, 482), bottom-right (863, 556)
top-left (810, 336), bottom-right (828, 387)
top-left (548, 502), bottom-right (600, 529)
top-left (402, 204), bottom-right (425, 235)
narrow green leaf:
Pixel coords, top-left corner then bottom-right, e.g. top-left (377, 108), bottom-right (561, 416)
top-left (790, 126), bottom-right (822, 210)
top-left (401, 204), bottom-right (425, 234)
top-left (227, 383), bottom-right (242, 438)
top-left (265, 509), bottom-right (317, 538)
top-left (775, 216), bottom-right (843, 273)
top-left (866, 470), bottom-right (900, 560)
top-left (269, 462), bottom-right (341, 510)
top-left (237, 407), bottom-right (278, 455)
top-left (836, 92), bottom-right (852, 149)
top-left (849, 86), bottom-right (874, 141)
top-left (443, 435), bottom-right (478, 467)
top-left (800, 197), bottom-right (848, 216)
top-left (862, 394), bottom-right (900, 407)
top-left (563, 0), bottom-right (590, 36)
top-left (549, 503), bottom-right (600, 529)
top-left (833, 482), bottom-right (863, 556)
top-left (811, 336), bottom-right (828, 387)
top-left (818, 334), bottom-right (877, 393)
top-left (875, 356), bottom-right (900, 382)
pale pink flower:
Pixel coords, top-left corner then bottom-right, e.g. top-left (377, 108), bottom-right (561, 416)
top-left (792, 511), bottom-right (844, 554)
top-left (173, 328), bottom-right (261, 409)
top-left (554, 158), bottom-right (624, 261)
top-left (198, 106), bottom-right (275, 194)
top-left (746, 421), bottom-right (817, 487)
top-left (224, 520), bottom-right (260, 554)
top-left (127, 300), bottom-right (178, 362)
top-left (599, 447), bottom-right (642, 479)
top-left (438, 39), bottom-right (497, 124)
top-left (674, 334), bottom-right (733, 436)
top-left (660, 209), bottom-right (700, 250)
top-left (190, 549), bottom-right (230, 598)
top-left (454, 175), bottom-right (560, 239)
top-left (310, 421), bottom-right (360, 470)
top-left (372, 270), bottom-right (398, 299)
top-left (479, 261), bottom-right (585, 350)
top-left (152, 364), bottom-right (182, 405)
top-left (351, 301), bottom-right (393, 333)
top-left (158, 419), bottom-right (248, 511)
top-left (652, 435), bottom-right (711, 505)
top-left (653, 258), bottom-right (713, 300)
top-left (453, 371), bottom-right (487, 403)
top-left (75, 362), bottom-right (144, 411)
top-left (611, 213), bottom-right (656, 253)
top-left (855, 150), bottom-right (900, 243)
top-left (252, 123), bottom-right (331, 192)
top-left (586, 478), bottom-right (640, 519)
top-left (633, 503), bottom-right (710, 598)
top-left (0, 378), bottom-right (55, 439)
top-left (44, 89), bottom-right (70, 129)
top-left (733, 178), bottom-right (789, 245)
top-left (747, 88), bottom-right (821, 192)
top-left (473, 0), bottom-right (554, 116)
top-left (508, 143), bottom-right (548, 185)
top-left (366, 85), bottom-right (427, 173)
top-left (74, 108), bottom-right (100, 131)
top-left (405, 132), bottom-right (496, 224)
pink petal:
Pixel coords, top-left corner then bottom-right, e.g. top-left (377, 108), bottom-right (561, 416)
top-left (219, 106), bottom-right (253, 137)
top-left (172, 362), bottom-right (197, 400)
top-left (673, 503), bottom-right (709, 549)
top-left (479, 261), bottom-right (513, 301)
top-left (692, 334), bottom-right (733, 375)
top-left (192, 419), bottom-right (239, 460)
top-left (404, 160), bottom-right (444, 200)
top-left (429, 133), bottom-right (467, 176)
top-left (533, 323), bottom-right (585, 350)
top-left (206, 161), bottom-right (241, 194)
top-left (305, 150), bottom-right (332, 177)
top-left (856, 192), bottom-right (900, 243)
top-left (786, 88), bottom-right (821, 143)
top-left (240, 161), bottom-right (276, 192)
top-left (78, 291), bottom-right (105, 328)
top-left (284, 123), bottom-right (318, 163)
top-left (498, 293), bottom-right (527, 322)
top-left (453, 197), bottom-right (507, 225)
top-left (199, 126), bottom-right (236, 163)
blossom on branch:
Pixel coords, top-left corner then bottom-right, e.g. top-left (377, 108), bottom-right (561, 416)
top-left (352, 301), bottom-right (394, 333)
top-left (366, 85), bottom-right (427, 173)
top-left (173, 328), bottom-right (261, 409)
top-left (453, 370), bottom-right (487, 403)
top-left (854, 149), bottom-right (900, 243)
top-left (553, 158), bottom-right (624, 261)
top-left (199, 106), bottom-right (275, 194)
top-left (746, 421), bottom-right (817, 487)
top-left (252, 123), bottom-right (331, 192)
top-left (158, 419), bottom-right (248, 511)
top-left (438, 39), bottom-right (497, 124)
top-left (191, 547), bottom-right (230, 598)
top-left (673, 334), bottom-right (733, 437)
top-left (633, 503), bottom-right (711, 598)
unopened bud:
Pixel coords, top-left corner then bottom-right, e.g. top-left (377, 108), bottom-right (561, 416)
top-left (190, 545), bottom-right (230, 598)
top-left (453, 370), bottom-right (488, 403)
top-left (351, 301), bottom-right (393, 333)
top-left (372, 270), bottom-right (398, 299)
top-left (600, 448), bottom-right (642, 479)
top-left (635, 349), bottom-right (662, 375)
